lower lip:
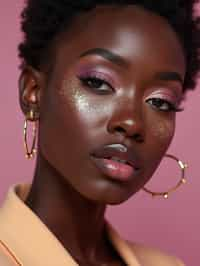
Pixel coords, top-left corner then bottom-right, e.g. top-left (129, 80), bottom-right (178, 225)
top-left (91, 156), bottom-right (136, 182)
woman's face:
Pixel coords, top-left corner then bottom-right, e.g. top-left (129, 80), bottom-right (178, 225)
top-left (30, 5), bottom-right (186, 204)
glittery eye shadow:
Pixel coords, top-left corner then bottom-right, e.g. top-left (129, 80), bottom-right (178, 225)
top-left (145, 89), bottom-right (181, 107)
top-left (76, 64), bottom-right (120, 88)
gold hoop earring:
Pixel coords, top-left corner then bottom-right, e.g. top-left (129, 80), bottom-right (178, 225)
top-left (143, 154), bottom-right (187, 199)
top-left (23, 109), bottom-right (37, 159)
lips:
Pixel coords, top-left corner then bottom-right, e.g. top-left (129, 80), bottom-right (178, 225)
top-left (91, 143), bottom-right (140, 169)
top-left (90, 143), bottom-right (140, 182)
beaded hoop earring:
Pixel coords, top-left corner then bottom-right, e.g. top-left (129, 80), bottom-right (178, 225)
top-left (143, 154), bottom-right (187, 199)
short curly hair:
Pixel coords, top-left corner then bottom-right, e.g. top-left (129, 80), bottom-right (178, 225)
top-left (18, 0), bottom-right (200, 92)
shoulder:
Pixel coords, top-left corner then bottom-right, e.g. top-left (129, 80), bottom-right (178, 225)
top-left (127, 241), bottom-right (185, 266)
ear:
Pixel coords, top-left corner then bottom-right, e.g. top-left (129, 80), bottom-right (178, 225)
top-left (18, 66), bottom-right (45, 121)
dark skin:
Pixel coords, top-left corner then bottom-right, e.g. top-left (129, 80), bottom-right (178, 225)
top-left (19, 5), bottom-right (185, 266)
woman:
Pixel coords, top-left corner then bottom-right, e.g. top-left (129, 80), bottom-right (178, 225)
top-left (0, 1), bottom-right (199, 265)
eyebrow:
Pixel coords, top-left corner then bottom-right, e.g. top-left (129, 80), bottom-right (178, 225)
top-left (154, 71), bottom-right (184, 85)
top-left (79, 48), bottom-right (184, 85)
top-left (79, 48), bottom-right (129, 68)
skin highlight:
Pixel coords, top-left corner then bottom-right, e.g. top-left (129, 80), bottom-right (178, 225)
top-left (150, 120), bottom-right (175, 140)
top-left (18, 5), bottom-right (185, 266)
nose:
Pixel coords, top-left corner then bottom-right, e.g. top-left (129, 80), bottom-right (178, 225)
top-left (107, 102), bottom-right (145, 143)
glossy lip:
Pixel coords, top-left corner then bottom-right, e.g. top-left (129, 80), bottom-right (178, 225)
top-left (90, 143), bottom-right (141, 170)
top-left (90, 156), bottom-right (136, 182)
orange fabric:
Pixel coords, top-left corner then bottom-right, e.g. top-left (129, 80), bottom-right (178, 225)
top-left (0, 184), bottom-right (140, 266)
top-left (0, 183), bottom-right (185, 266)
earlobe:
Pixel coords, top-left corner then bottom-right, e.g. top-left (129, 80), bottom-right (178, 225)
top-left (18, 67), bottom-right (42, 120)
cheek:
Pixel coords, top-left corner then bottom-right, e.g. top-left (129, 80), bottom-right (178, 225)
top-left (59, 77), bottom-right (111, 126)
top-left (141, 117), bottom-right (176, 184)
top-left (60, 78), bottom-right (91, 112)
top-left (150, 117), bottom-right (175, 146)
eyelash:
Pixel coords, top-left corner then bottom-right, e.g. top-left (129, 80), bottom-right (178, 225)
top-left (146, 98), bottom-right (184, 112)
top-left (78, 75), bottom-right (183, 113)
top-left (78, 74), bottom-right (114, 94)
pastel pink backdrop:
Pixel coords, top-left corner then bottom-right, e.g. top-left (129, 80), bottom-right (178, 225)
top-left (0, 2), bottom-right (199, 266)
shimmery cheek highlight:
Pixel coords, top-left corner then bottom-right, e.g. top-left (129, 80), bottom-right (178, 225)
top-left (58, 77), bottom-right (111, 120)
top-left (150, 119), bottom-right (175, 141)
top-left (59, 78), bottom-right (91, 112)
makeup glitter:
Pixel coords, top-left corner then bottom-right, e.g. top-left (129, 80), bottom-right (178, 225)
top-left (60, 78), bottom-right (90, 111)
top-left (151, 120), bottom-right (174, 140)
top-left (59, 77), bottom-right (111, 117)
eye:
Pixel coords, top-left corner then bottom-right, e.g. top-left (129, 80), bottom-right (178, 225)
top-left (78, 75), bottom-right (114, 94)
top-left (146, 98), bottom-right (183, 112)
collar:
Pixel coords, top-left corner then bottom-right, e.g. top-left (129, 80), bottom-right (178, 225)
top-left (0, 183), bottom-right (140, 266)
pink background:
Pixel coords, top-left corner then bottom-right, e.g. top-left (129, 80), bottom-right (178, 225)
top-left (0, 2), bottom-right (199, 265)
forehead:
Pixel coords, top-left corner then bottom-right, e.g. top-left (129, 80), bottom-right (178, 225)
top-left (53, 5), bottom-right (185, 76)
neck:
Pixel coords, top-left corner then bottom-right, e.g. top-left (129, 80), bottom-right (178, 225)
top-left (25, 152), bottom-right (109, 262)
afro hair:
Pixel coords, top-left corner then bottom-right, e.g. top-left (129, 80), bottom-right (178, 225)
top-left (18, 0), bottom-right (200, 92)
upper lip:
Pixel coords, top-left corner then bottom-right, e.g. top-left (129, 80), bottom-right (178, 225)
top-left (91, 143), bottom-right (141, 170)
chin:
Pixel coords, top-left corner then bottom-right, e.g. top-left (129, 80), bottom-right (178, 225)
top-left (81, 182), bottom-right (139, 205)
top-left (97, 192), bottom-right (134, 205)
top-left (104, 190), bottom-right (138, 205)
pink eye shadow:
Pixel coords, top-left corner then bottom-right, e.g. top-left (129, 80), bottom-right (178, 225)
top-left (146, 89), bottom-right (181, 105)
top-left (76, 65), bottom-right (120, 88)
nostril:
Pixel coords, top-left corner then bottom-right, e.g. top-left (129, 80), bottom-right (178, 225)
top-left (113, 126), bottom-right (144, 142)
top-left (115, 126), bottom-right (126, 134)
top-left (108, 118), bottom-right (144, 142)
top-left (133, 133), bottom-right (144, 143)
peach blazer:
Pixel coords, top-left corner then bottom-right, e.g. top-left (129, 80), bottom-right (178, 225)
top-left (0, 184), bottom-right (185, 266)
